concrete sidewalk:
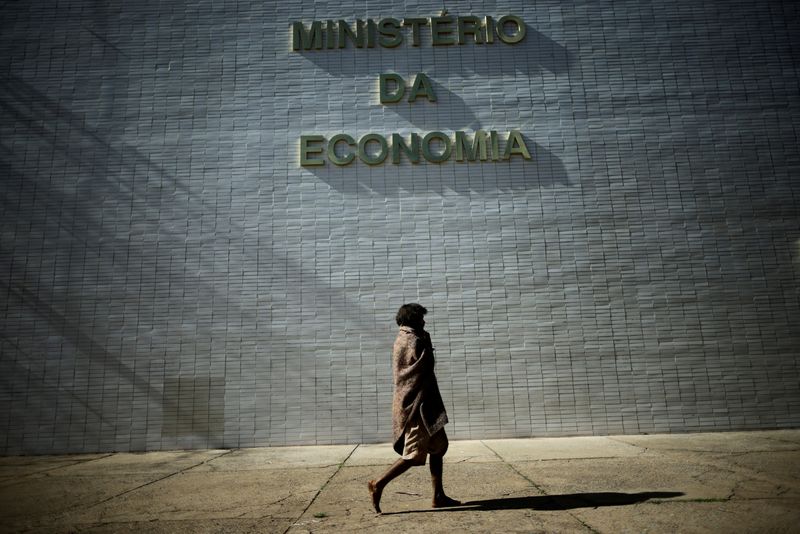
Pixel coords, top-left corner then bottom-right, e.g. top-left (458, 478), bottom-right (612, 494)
top-left (1, 430), bottom-right (799, 533)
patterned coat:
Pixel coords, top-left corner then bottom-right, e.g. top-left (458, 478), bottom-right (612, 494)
top-left (391, 326), bottom-right (448, 455)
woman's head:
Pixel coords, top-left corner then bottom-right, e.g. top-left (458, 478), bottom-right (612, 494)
top-left (396, 303), bottom-right (427, 329)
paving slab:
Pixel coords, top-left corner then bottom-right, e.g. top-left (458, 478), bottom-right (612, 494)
top-left (483, 436), bottom-right (643, 461)
top-left (573, 499), bottom-right (800, 534)
top-left (346, 440), bottom-right (497, 467)
top-left (442, 440), bottom-right (503, 464)
top-left (687, 448), bottom-right (800, 502)
top-left (0, 454), bottom-right (111, 487)
top-left (8, 517), bottom-right (288, 534)
top-left (191, 445), bottom-right (356, 471)
top-left (610, 430), bottom-right (800, 454)
top-left (289, 462), bottom-right (593, 534)
top-left (0, 431), bottom-right (798, 534)
top-left (718, 449), bottom-right (800, 489)
top-left (511, 456), bottom-right (746, 502)
top-left (761, 429), bottom-right (800, 445)
top-left (61, 467), bottom-right (338, 530)
top-left (607, 430), bottom-right (800, 501)
top-left (51, 450), bottom-right (228, 476)
top-left (0, 474), bottom-right (163, 531)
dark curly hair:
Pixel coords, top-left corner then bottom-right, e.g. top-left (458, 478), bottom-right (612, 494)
top-left (395, 303), bottom-right (427, 327)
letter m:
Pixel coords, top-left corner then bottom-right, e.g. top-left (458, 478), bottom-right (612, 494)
top-left (292, 21), bottom-right (323, 51)
top-left (455, 131), bottom-right (489, 161)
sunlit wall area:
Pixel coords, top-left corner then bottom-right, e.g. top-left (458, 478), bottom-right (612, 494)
top-left (1, 0), bottom-right (799, 454)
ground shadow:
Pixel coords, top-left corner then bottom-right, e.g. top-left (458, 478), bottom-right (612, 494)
top-left (384, 491), bottom-right (685, 514)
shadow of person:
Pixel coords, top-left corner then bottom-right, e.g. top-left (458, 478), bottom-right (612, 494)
top-left (383, 491), bottom-right (685, 514)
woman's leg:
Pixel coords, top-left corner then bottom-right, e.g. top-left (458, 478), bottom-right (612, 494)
top-left (368, 457), bottom-right (419, 513)
top-left (429, 451), bottom-right (461, 508)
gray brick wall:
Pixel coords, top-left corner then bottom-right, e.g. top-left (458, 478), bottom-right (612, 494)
top-left (1, 0), bottom-right (799, 454)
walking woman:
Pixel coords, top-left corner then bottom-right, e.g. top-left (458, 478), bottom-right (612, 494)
top-left (368, 303), bottom-right (460, 513)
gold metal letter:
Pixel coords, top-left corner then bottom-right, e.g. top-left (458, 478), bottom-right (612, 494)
top-left (503, 130), bottom-right (532, 160)
top-left (300, 135), bottom-right (325, 166)
top-left (403, 18), bottom-right (428, 47)
top-left (367, 19), bottom-right (377, 48)
top-left (490, 130), bottom-right (500, 161)
top-left (392, 133), bottom-right (421, 164)
top-left (326, 20), bottom-right (336, 49)
top-left (380, 73), bottom-right (405, 104)
top-left (455, 131), bottom-right (489, 161)
top-left (292, 21), bottom-right (324, 51)
top-left (431, 15), bottom-right (455, 46)
top-left (422, 131), bottom-right (452, 163)
top-left (358, 134), bottom-right (389, 165)
top-left (378, 18), bottom-right (402, 48)
top-left (338, 19), bottom-right (365, 48)
top-left (408, 73), bottom-right (436, 103)
top-left (484, 16), bottom-right (495, 44)
top-left (457, 16), bottom-right (484, 44)
top-left (328, 134), bottom-right (356, 165)
top-left (496, 15), bottom-right (526, 44)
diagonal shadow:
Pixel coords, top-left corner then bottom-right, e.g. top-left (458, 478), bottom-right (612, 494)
top-left (384, 491), bottom-right (685, 514)
top-left (383, 77), bottom-right (481, 131)
top-left (0, 68), bottom-right (388, 450)
top-left (0, 276), bottom-right (163, 408)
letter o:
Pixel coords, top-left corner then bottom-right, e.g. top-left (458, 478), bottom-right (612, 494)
top-left (496, 15), bottom-right (526, 44)
top-left (358, 133), bottom-right (389, 165)
top-left (328, 134), bottom-right (356, 165)
top-left (422, 131), bottom-right (452, 163)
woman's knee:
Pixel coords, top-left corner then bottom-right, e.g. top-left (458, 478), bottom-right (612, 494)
top-left (402, 452), bottom-right (427, 466)
top-left (430, 435), bottom-right (449, 457)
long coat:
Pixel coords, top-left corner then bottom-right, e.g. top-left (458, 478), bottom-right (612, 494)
top-left (391, 326), bottom-right (448, 455)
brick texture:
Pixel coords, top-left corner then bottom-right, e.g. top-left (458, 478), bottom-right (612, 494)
top-left (1, 0), bottom-right (799, 454)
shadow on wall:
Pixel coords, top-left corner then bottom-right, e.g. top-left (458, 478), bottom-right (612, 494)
top-left (0, 75), bottom-right (174, 429)
top-left (382, 77), bottom-right (481, 131)
top-left (162, 377), bottom-right (225, 442)
top-left (0, 72), bottom-right (376, 451)
top-left (305, 134), bottom-right (570, 195)
top-left (298, 25), bottom-right (574, 78)
top-left (295, 22), bottom-right (574, 195)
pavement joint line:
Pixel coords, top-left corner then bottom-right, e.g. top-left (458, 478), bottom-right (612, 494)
top-left (479, 441), bottom-right (549, 496)
top-left (532, 456), bottom-right (632, 462)
top-left (282, 443), bottom-right (358, 534)
top-left (0, 452), bottom-right (119, 492)
top-left (761, 435), bottom-right (800, 448)
top-left (694, 455), bottom-right (800, 491)
top-left (605, 436), bottom-right (649, 452)
top-left (480, 440), bottom-right (604, 534)
top-left (72, 449), bottom-right (237, 513)
top-left (5, 452), bottom-right (116, 477)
